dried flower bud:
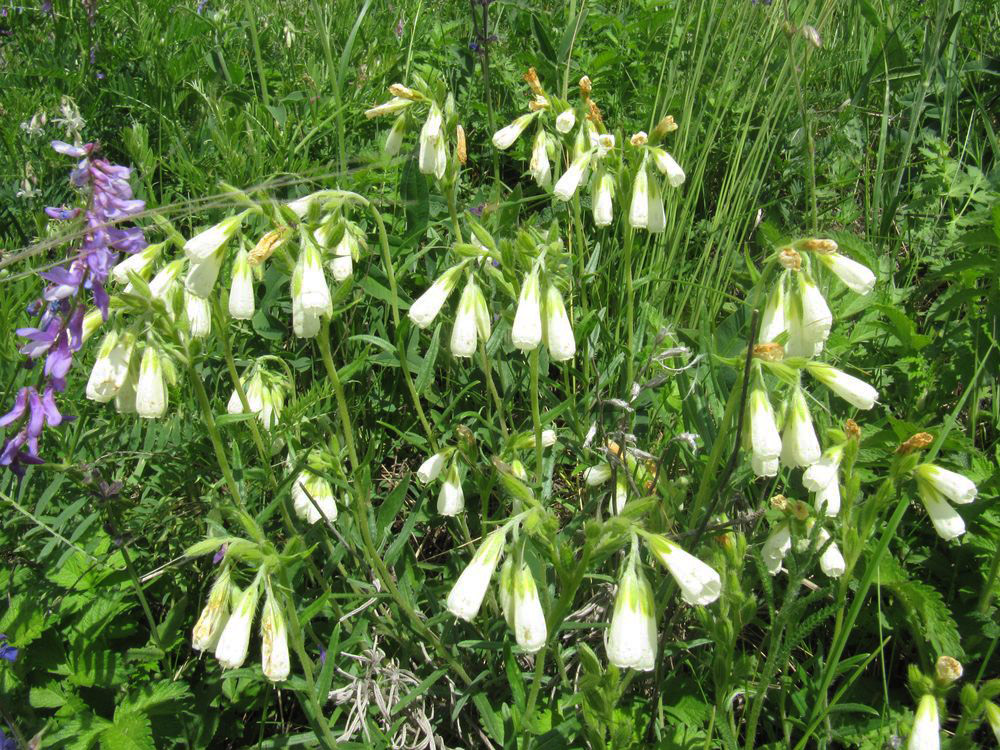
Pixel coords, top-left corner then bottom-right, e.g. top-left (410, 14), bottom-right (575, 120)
top-left (630, 131), bottom-right (649, 146)
top-left (934, 655), bottom-right (963, 685)
top-left (770, 494), bottom-right (789, 512)
top-left (586, 98), bottom-right (603, 125)
top-left (752, 342), bottom-right (785, 362)
top-left (791, 500), bottom-right (810, 521)
top-left (778, 248), bottom-right (802, 271)
top-left (651, 115), bottom-right (678, 139)
top-left (801, 24), bottom-right (822, 48)
top-left (523, 67), bottom-right (544, 96)
top-left (844, 419), bottom-right (861, 441)
top-left (897, 432), bottom-right (933, 455)
top-left (799, 238), bottom-right (838, 254)
top-left (249, 227), bottom-right (290, 266)
top-left (578, 75), bottom-right (592, 95)
top-left (456, 125), bottom-right (467, 165)
top-left (527, 95), bottom-right (549, 112)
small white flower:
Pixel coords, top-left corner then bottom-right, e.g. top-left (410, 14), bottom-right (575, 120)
top-left (184, 213), bottom-right (245, 263)
top-left (593, 172), bottom-right (614, 227)
top-left (416, 452), bottom-right (448, 484)
top-left (544, 285), bottom-right (575, 361)
top-left (419, 103), bottom-right (446, 179)
top-left (385, 114), bottom-right (407, 156)
top-left (553, 152), bottom-right (593, 201)
top-left (115, 367), bottom-right (139, 414)
top-left (192, 566), bottom-right (232, 652)
top-left (650, 147), bottom-right (685, 187)
top-left (606, 564), bottom-right (657, 671)
top-left (512, 271), bottom-right (542, 352)
top-left (555, 108), bottom-right (576, 133)
top-left (907, 694), bottom-right (940, 750)
top-left (786, 276), bottom-right (832, 358)
top-left (292, 470), bottom-right (338, 524)
top-left (327, 230), bottom-right (355, 283)
top-left (185, 291), bottom-right (212, 338)
top-left (446, 529), bottom-right (506, 622)
top-left (629, 166), bottom-right (649, 229)
top-left (498, 558), bottom-right (515, 628)
top-left (806, 363), bottom-right (878, 410)
top-left (759, 278), bottom-right (788, 343)
top-left (647, 175), bottom-right (666, 233)
top-left (529, 129), bottom-right (551, 187)
top-left (259, 384), bottom-right (284, 430)
top-left (645, 535), bottom-right (722, 606)
top-left (260, 588), bottom-right (290, 682)
top-left (450, 279), bottom-right (480, 358)
top-left (591, 132), bottom-right (615, 157)
top-left (802, 445), bottom-right (843, 493)
top-left (749, 387), bottom-right (782, 478)
top-left (291, 243), bottom-right (331, 338)
top-left (112, 243), bottom-right (162, 286)
top-left (437, 463), bottom-right (465, 516)
top-left (136, 346), bottom-right (168, 419)
top-left (185, 246), bottom-right (227, 298)
top-left (780, 388), bottom-right (821, 468)
top-left (540, 429), bottom-right (557, 447)
top-left (408, 266), bottom-right (462, 329)
top-left (815, 479), bottom-right (841, 517)
top-left (817, 252), bottom-right (875, 295)
top-left (816, 528), bottom-right (845, 578)
top-left (492, 113), bottom-right (536, 150)
top-left (148, 259), bottom-right (184, 300)
top-left (228, 371), bottom-right (264, 416)
top-left (513, 564), bottom-right (547, 653)
top-left (762, 522), bottom-right (791, 575)
top-left (915, 478), bottom-right (966, 541)
top-left (229, 249), bottom-right (255, 319)
top-left (86, 331), bottom-right (134, 403)
top-left (215, 575), bottom-right (261, 670)
top-left (364, 96), bottom-right (415, 119)
top-left (584, 463), bottom-right (612, 486)
top-left (914, 464), bottom-right (977, 505)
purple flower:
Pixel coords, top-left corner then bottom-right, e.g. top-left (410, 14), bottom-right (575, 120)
top-left (212, 543), bottom-right (229, 565)
top-left (0, 635), bottom-right (17, 663)
top-left (0, 727), bottom-right (18, 750)
top-left (45, 206), bottom-right (82, 221)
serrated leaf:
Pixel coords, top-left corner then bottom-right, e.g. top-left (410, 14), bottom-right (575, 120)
top-left (100, 710), bottom-right (154, 750)
top-left (124, 681), bottom-right (191, 714)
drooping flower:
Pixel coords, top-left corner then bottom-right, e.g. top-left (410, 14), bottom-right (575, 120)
top-left (229, 248), bottom-right (255, 320)
top-left (512, 563), bottom-right (547, 653)
top-left (805, 363), bottom-right (878, 410)
top-left (644, 534), bottom-right (722, 606)
top-left (184, 245), bottom-right (227, 298)
top-left (913, 464), bottom-right (977, 505)
top-left (291, 242), bottom-right (331, 338)
top-left (543, 285), bottom-right (575, 362)
top-left (260, 584), bottom-right (290, 682)
top-left (437, 463), bottom-right (465, 516)
top-left (555, 108), bottom-right (576, 133)
top-left (512, 270), bottom-right (543, 352)
top-left (606, 563), bottom-right (657, 671)
top-left (185, 291), bottom-right (212, 338)
top-left (192, 566), bottom-right (233, 652)
top-left (748, 386), bottom-right (781, 477)
top-left (292, 469), bottom-right (338, 525)
top-left (450, 279), bottom-right (481, 358)
top-left (215, 574), bottom-right (262, 670)
top-left (593, 172), bottom-right (614, 227)
top-left (650, 147), bottom-right (685, 187)
top-left (914, 473), bottom-right (967, 541)
top-left (408, 265), bottom-right (462, 329)
top-left (85, 331), bottom-right (134, 403)
top-left (553, 151), bottom-right (593, 202)
top-left (416, 452), bottom-right (448, 484)
top-left (907, 694), bottom-right (940, 750)
top-left (329, 228), bottom-right (356, 283)
top-left (446, 529), bottom-right (506, 621)
top-left (759, 278), bottom-right (788, 344)
top-left (136, 346), bottom-right (167, 419)
top-left (646, 172), bottom-right (667, 233)
top-left (492, 113), bottom-right (537, 150)
top-left (112, 242), bottom-right (162, 286)
top-left (628, 163), bottom-right (649, 229)
top-left (815, 528), bottom-right (845, 577)
top-left (384, 114), bottom-right (407, 156)
top-left (584, 463), bottom-right (612, 486)
top-left (762, 521), bottom-right (791, 575)
top-left (780, 387), bottom-right (821, 468)
top-left (184, 213), bottom-right (245, 263)
top-left (816, 251), bottom-right (875, 295)
top-left (802, 444), bottom-right (843, 516)
top-left (419, 102), bottom-right (447, 180)
top-left (786, 276), bottom-right (832, 358)
top-left (528, 129), bottom-right (551, 188)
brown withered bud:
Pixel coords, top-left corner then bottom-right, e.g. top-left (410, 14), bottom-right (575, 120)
top-left (770, 494), bottom-right (790, 512)
top-left (630, 131), bottom-right (649, 147)
top-left (935, 655), bottom-right (963, 685)
top-left (651, 114), bottom-right (678, 140)
top-left (753, 343), bottom-right (785, 362)
top-left (800, 238), bottom-right (838, 254)
top-left (527, 95), bottom-right (550, 112)
top-left (388, 83), bottom-right (421, 100)
top-left (778, 247), bottom-right (802, 271)
top-left (897, 432), bottom-right (933, 455)
top-left (586, 98), bottom-right (603, 125)
top-left (248, 227), bottom-right (290, 266)
top-left (523, 67), bottom-right (544, 96)
top-left (791, 501), bottom-right (810, 520)
top-left (456, 125), bottom-right (467, 165)
top-left (455, 424), bottom-right (476, 449)
top-left (844, 419), bottom-right (861, 441)
top-left (578, 75), bottom-right (592, 95)
top-left (606, 439), bottom-right (623, 459)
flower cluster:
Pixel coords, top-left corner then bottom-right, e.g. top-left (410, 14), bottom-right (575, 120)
top-left (625, 124), bottom-right (685, 232)
top-left (290, 449), bottom-right (340, 525)
top-left (761, 496), bottom-right (845, 578)
top-left (583, 439), bottom-right (657, 515)
top-left (2, 141), bottom-right (146, 475)
top-left (226, 363), bottom-right (288, 431)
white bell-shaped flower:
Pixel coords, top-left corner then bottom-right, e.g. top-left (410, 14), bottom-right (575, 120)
top-left (786, 276), bottom-right (832, 358)
top-left (606, 564), bottom-right (657, 671)
top-left (450, 279), bottom-right (480, 358)
top-left (544, 285), bottom-right (575, 362)
top-left (228, 371), bottom-right (264, 416)
top-left (446, 529), bottom-right (506, 621)
top-left (292, 470), bottom-right (338, 524)
top-left (192, 566), bottom-right (232, 652)
top-left (553, 151), bottom-right (593, 201)
top-left (555, 108), bottom-right (576, 133)
top-left (529, 129), bottom-right (551, 187)
top-left (215, 575), bottom-right (261, 670)
top-left (815, 479), bottom-right (841, 517)
top-left (646, 175), bottom-right (667, 234)
top-left (498, 557), bottom-right (515, 629)
top-left (762, 522), bottom-right (791, 575)
top-left (408, 265), bottom-right (462, 329)
top-left (584, 463), bottom-right (612, 486)
top-left (229, 248), bottom-right (255, 320)
top-left (148, 259), bottom-right (184, 301)
top-left (492, 113), bottom-right (536, 150)
top-left (329, 230), bottom-right (355, 283)
top-left (86, 331), bottom-right (134, 403)
top-left (914, 464), bottom-right (977, 505)
top-left (185, 245), bottom-right (226, 298)
top-left (645, 535), bottom-right (722, 606)
top-left (593, 172), bottom-right (614, 227)
top-left (513, 563), bottom-right (547, 653)
top-left (758, 278), bottom-right (788, 343)
top-left (806, 363), bottom-right (878, 410)
top-left (260, 586), bottom-right (290, 682)
top-left (419, 102), bottom-right (447, 179)
top-left (907, 694), bottom-right (940, 750)
top-left (184, 213), bottom-right (245, 263)
top-left (112, 242), bottom-right (162, 285)
top-left (185, 291), bottom-right (212, 338)
top-left (915, 481), bottom-right (966, 541)
top-left (818, 252), bottom-right (875, 295)
top-left (136, 346), bottom-right (168, 419)
top-left (385, 114), bottom-right (407, 156)
top-left (650, 147), bottom-right (685, 187)
top-left (780, 387), bottom-right (821, 468)
top-left (437, 463), bottom-right (465, 516)
top-left (628, 165), bottom-right (649, 229)
top-left (416, 452), bottom-right (448, 484)
top-left (815, 528), bottom-right (846, 577)
top-left (802, 445), bottom-right (843, 494)
top-left (512, 270), bottom-right (542, 351)
top-left (291, 243), bottom-right (331, 338)
top-left (748, 387), bottom-right (782, 478)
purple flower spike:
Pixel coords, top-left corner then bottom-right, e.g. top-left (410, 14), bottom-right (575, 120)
top-left (51, 140), bottom-right (88, 157)
top-left (0, 389), bottom-right (29, 428)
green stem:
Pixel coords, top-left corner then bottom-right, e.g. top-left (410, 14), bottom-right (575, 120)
top-left (118, 540), bottom-right (167, 656)
top-left (623, 225), bottom-right (635, 388)
top-left (479, 339), bottom-right (509, 439)
top-left (529, 347), bottom-right (543, 482)
top-left (784, 9), bottom-right (817, 231)
top-left (316, 320), bottom-right (472, 685)
top-left (447, 183), bottom-right (464, 244)
top-left (241, 0), bottom-right (270, 109)
top-left (977, 540), bottom-right (1000, 615)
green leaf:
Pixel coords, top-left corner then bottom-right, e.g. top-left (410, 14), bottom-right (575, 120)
top-left (100, 709), bottom-right (155, 750)
top-left (124, 681), bottom-right (192, 714)
top-left (400, 154), bottom-right (429, 241)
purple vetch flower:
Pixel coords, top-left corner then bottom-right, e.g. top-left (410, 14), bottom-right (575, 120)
top-left (0, 635), bottom-right (18, 663)
top-left (197, 0), bottom-right (208, 13)
top-left (1, 141), bottom-right (146, 476)
top-left (212, 543), bottom-right (229, 565)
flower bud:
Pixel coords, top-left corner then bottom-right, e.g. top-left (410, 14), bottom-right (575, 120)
top-left (907, 694), bottom-right (939, 750)
top-left (934, 655), bottom-right (962, 686)
top-left (984, 702), bottom-right (1000, 743)
top-left (630, 131), bottom-right (648, 146)
top-left (555, 108), bottom-right (576, 134)
top-left (81, 309), bottom-right (103, 343)
top-left (136, 346), bottom-right (167, 418)
top-left (816, 528), bottom-right (845, 577)
top-left (86, 331), bottom-right (135, 403)
top-left (513, 563), bottom-right (547, 653)
top-left (762, 522), bottom-right (791, 576)
top-left (759, 280), bottom-right (788, 343)
top-left (112, 242), bottom-right (162, 285)
top-left (780, 387), bottom-right (821, 468)
top-left (327, 230), bottom-right (355, 283)
top-left (437, 463), bottom-right (465, 516)
top-left (229, 248), bottom-right (255, 319)
top-left (148, 259), bottom-right (184, 301)
top-left (544, 285), bottom-right (575, 362)
top-left (215, 575), bottom-right (261, 670)
top-left (446, 529), bottom-right (506, 621)
top-left (492, 113), bottom-right (536, 150)
top-left (184, 213), bottom-right (245, 263)
top-left (606, 564), bottom-right (657, 671)
top-left (510, 459), bottom-right (528, 481)
top-left (817, 252), bottom-right (875, 295)
top-left (748, 387), bottom-right (781, 477)
top-left (364, 96), bottom-right (415, 119)
top-left (593, 172), bottom-right (614, 227)
top-left (805, 363), bottom-right (878, 410)
top-left (498, 557), bottom-right (515, 628)
top-left (450, 279), bottom-right (480, 358)
top-left (553, 151), bottom-right (593, 202)
top-left (408, 265), bottom-right (462, 328)
top-left (248, 226), bottom-right (290, 266)
top-left (650, 148), bottom-right (685, 187)
top-left (611, 475), bottom-right (629, 515)
top-left (778, 247), bottom-right (802, 271)
top-left (260, 587), bottom-right (290, 682)
top-left (419, 102), bottom-right (447, 179)
top-left (584, 463), bottom-right (612, 486)
top-left (897, 432), bottom-right (933, 455)
top-left (644, 535), bottom-right (722, 605)
top-left (628, 166), bottom-right (649, 229)
top-left (914, 464), bottom-right (977, 505)
top-left (456, 124), bottom-right (467, 165)
top-left (228, 371), bottom-right (264, 416)
top-left (512, 271), bottom-right (542, 351)
top-left (416, 452), bottom-right (447, 484)
top-left (192, 566), bottom-right (232, 652)
top-left (647, 175), bottom-right (667, 234)
top-left (529, 130), bottom-right (551, 188)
